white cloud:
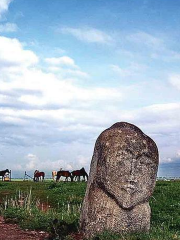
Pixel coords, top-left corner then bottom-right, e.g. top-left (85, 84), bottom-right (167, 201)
top-left (77, 155), bottom-right (89, 168)
top-left (24, 154), bottom-right (74, 172)
top-left (25, 153), bottom-right (39, 170)
top-left (169, 74), bottom-right (180, 90)
top-left (0, 35), bottom-right (180, 173)
top-left (0, 67), bottom-right (120, 107)
top-left (151, 50), bottom-right (180, 62)
top-left (127, 31), bottom-right (163, 49)
top-left (48, 66), bottom-right (89, 78)
top-left (64, 69), bottom-right (89, 78)
top-left (0, 22), bottom-right (17, 32)
top-left (0, 36), bottom-right (122, 132)
top-left (45, 56), bottom-right (90, 78)
top-left (45, 56), bottom-right (78, 68)
top-left (61, 27), bottom-right (113, 44)
top-left (0, 0), bottom-right (12, 19)
top-left (0, 36), bottom-right (38, 68)
top-left (0, 36), bottom-right (120, 108)
top-left (127, 31), bottom-right (180, 62)
top-left (177, 150), bottom-right (180, 157)
top-left (111, 62), bottom-right (147, 77)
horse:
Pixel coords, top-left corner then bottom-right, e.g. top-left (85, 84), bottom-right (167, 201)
top-left (0, 169), bottom-right (10, 181)
top-left (52, 171), bottom-right (57, 181)
top-left (71, 167), bottom-right (88, 182)
top-left (34, 170), bottom-right (45, 182)
top-left (56, 170), bottom-right (73, 182)
top-left (52, 168), bottom-right (62, 181)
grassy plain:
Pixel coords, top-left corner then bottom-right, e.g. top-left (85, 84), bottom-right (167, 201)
top-left (0, 180), bottom-right (180, 239)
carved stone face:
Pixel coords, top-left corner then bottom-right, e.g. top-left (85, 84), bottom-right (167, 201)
top-left (95, 122), bottom-right (159, 209)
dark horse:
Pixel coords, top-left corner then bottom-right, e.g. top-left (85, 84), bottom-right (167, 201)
top-left (56, 170), bottom-right (73, 182)
top-left (0, 169), bottom-right (10, 181)
top-left (33, 170), bottom-right (45, 182)
top-left (71, 167), bottom-right (88, 181)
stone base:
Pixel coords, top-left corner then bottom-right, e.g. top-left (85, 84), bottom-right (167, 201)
top-left (80, 185), bottom-right (150, 239)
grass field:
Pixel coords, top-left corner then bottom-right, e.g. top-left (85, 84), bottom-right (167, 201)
top-left (0, 180), bottom-right (180, 239)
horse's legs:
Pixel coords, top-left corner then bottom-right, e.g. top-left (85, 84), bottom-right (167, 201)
top-left (56, 175), bottom-right (60, 182)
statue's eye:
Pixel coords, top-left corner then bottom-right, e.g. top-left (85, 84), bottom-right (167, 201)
top-left (140, 159), bottom-right (146, 164)
top-left (118, 161), bottom-right (125, 167)
top-left (138, 157), bottom-right (153, 167)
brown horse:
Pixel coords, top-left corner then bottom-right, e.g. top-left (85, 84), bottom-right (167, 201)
top-left (0, 169), bottom-right (10, 181)
top-left (71, 167), bottom-right (88, 181)
top-left (34, 170), bottom-right (45, 182)
top-left (56, 170), bottom-right (73, 182)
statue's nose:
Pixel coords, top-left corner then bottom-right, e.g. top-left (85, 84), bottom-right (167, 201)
top-left (130, 159), bottom-right (136, 175)
top-left (126, 159), bottom-right (137, 183)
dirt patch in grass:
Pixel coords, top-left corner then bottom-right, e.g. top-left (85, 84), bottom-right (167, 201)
top-left (37, 202), bottom-right (52, 212)
top-left (0, 216), bottom-right (49, 240)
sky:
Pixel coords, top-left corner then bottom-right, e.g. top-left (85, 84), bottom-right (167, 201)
top-left (0, 0), bottom-right (180, 178)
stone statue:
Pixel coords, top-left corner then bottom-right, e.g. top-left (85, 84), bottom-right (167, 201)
top-left (80, 122), bottom-right (159, 239)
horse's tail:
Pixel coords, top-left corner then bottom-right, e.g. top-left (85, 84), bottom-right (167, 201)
top-left (56, 173), bottom-right (59, 182)
top-left (85, 172), bottom-right (88, 181)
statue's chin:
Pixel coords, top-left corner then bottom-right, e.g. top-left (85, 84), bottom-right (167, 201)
top-left (116, 193), bottom-right (145, 210)
top-left (98, 182), bottom-right (142, 209)
top-left (111, 191), bottom-right (138, 210)
top-left (120, 200), bottom-right (134, 210)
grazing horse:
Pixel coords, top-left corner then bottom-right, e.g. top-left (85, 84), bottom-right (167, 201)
top-left (56, 170), bottom-right (73, 182)
top-left (71, 167), bottom-right (88, 182)
top-left (34, 170), bottom-right (45, 182)
top-left (0, 169), bottom-right (10, 181)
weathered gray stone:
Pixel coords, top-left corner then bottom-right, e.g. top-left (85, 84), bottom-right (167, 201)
top-left (80, 122), bottom-right (159, 239)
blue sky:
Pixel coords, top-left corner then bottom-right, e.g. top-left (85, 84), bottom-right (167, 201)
top-left (0, 0), bottom-right (180, 177)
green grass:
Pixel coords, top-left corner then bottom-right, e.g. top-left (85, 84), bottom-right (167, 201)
top-left (0, 180), bottom-right (180, 239)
